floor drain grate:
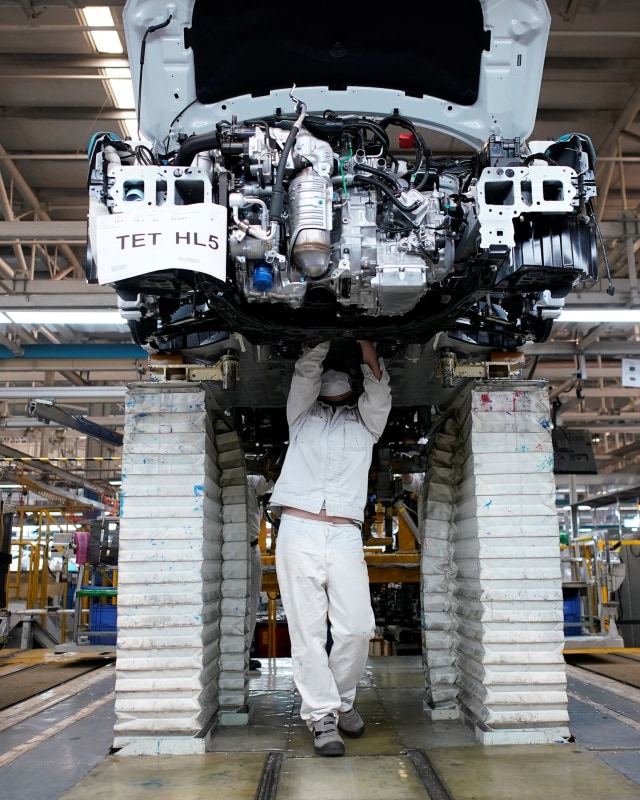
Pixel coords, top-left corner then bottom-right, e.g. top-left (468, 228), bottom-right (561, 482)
top-left (406, 748), bottom-right (453, 800)
top-left (254, 751), bottom-right (283, 800)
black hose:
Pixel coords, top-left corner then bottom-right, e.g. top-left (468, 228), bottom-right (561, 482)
top-left (353, 174), bottom-right (421, 213)
top-left (524, 153), bottom-right (557, 166)
top-left (269, 117), bottom-right (302, 223)
top-left (174, 132), bottom-right (219, 166)
top-left (379, 114), bottom-right (433, 191)
top-left (343, 120), bottom-right (390, 151)
top-left (353, 163), bottom-right (403, 192)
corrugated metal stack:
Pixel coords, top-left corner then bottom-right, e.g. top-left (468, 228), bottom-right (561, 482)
top-left (455, 384), bottom-right (569, 743)
top-left (114, 384), bottom-right (231, 754)
top-left (421, 416), bottom-right (461, 719)
top-left (216, 428), bottom-right (252, 725)
top-left (421, 382), bottom-right (570, 744)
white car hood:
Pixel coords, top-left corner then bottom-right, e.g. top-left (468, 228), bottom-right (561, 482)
top-left (124, 0), bottom-right (550, 151)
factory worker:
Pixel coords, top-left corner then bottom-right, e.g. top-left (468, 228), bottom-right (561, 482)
top-left (270, 339), bottom-right (392, 756)
top-left (402, 471), bottom-right (425, 525)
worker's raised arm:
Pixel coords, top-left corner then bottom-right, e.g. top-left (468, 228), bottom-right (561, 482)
top-left (286, 341), bottom-right (330, 426)
top-left (356, 340), bottom-right (391, 441)
top-left (357, 339), bottom-right (383, 380)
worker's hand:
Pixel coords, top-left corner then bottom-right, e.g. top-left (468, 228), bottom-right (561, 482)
top-left (357, 340), bottom-right (382, 379)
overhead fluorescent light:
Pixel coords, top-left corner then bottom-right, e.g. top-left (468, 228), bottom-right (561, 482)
top-left (558, 309), bottom-right (640, 323)
top-left (82, 7), bottom-right (123, 54)
top-left (103, 66), bottom-right (138, 139)
top-left (104, 67), bottom-right (135, 110)
top-left (81, 7), bottom-right (133, 138)
top-left (3, 311), bottom-right (126, 325)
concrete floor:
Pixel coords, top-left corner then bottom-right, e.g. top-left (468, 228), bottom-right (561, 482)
top-left (2, 656), bottom-right (640, 799)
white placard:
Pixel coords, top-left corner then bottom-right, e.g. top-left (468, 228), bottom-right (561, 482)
top-left (622, 358), bottom-right (640, 387)
top-left (95, 203), bottom-right (228, 285)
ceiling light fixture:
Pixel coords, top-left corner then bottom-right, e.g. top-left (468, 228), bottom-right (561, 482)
top-left (2, 311), bottom-right (126, 325)
top-left (557, 308), bottom-right (640, 324)
top-left (81, 7), bottom-right (123, 54)
top-left (80, 7), bottom-right (136, 137)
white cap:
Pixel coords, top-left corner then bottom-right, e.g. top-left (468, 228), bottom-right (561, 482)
top-left (320, 369), bottom-right (352, 397)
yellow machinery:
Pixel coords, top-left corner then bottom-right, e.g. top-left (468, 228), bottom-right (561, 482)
top-left (3, 470), bottom-right (119, 649)
top-left (6, 505), bottom-right (81, 645)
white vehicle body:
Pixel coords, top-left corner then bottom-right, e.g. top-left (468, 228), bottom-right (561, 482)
top-left (87, 0), bottom-right (599, 452)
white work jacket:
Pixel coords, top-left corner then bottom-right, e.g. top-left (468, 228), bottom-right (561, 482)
top-left (270, 342), bottom-right (392, 523)
top-left (247, 473), bottom-right (273, 544)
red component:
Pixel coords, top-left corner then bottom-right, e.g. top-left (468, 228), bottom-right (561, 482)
top-left (398, 133), bottom-right (417, 150)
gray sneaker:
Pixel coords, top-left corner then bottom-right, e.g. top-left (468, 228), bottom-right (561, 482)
top-left (313, 714), bottom-right (345, 756)
top-left (338, 707), bottom-right (364, 738)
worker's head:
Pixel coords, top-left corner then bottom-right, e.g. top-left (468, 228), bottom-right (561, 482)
top-left (319, 368), bottom-right (353, 404)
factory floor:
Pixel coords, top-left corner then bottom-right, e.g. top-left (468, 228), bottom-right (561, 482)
top-left (2, 653), bottom-right (640, 800)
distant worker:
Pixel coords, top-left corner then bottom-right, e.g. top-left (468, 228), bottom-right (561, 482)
top-left (402, 472), bottom-right (425, 527)
top-left (270, 340), bottom-right (392, 756)
top-left (246, 472), bottom-right (273, 671)
top-left (402, 472), bottom-right (424, 496)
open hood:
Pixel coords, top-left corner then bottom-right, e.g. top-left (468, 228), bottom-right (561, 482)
top-left (124, 0), bottom-right (551, 151)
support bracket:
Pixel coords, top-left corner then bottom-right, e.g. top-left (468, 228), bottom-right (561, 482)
top-left (435, 349), bottom-right (525, 388)
top-left (148, 352), bottom-right (240, 389)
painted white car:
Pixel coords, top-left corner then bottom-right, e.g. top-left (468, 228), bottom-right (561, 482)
top-left (87, 0), bottom-right (599, 451)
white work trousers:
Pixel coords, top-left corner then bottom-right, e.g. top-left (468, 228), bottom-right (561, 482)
top-left (275, 515), bottom-right (375, 726)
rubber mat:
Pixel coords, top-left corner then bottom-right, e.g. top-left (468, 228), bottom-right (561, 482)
top-left (0, 660), bottom-right (109, 711)
top-left (565, 652), bottom-right (640, 690)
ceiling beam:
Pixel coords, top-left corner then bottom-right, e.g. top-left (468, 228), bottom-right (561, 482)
top-left (0, 359), bottom-right (140, 372)
top-left (2, 415), bottom-right (122, 429)
top-left (0, 54), bottom-right (128, 68)
top-left (555, 386), bottom-right (640, 398)
top-left (527, 341), bottom-right (640, 356)
top-left (0, 220), bottom-right (88, 242)
top-left (0, 106), bottom-right (133, 120)
top-left (595, 85), bottom-right (640, 216)
top-left (0, 386), bottom-right (127, 400)
top-left (0, 279), bottom-right (117, 305)
top-left (0, 140), bottom-right (84, 277)
top-left (0, 0), bottom-right (125, 7)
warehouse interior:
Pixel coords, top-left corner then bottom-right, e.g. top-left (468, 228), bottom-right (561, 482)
top-left (1, 0), bottom-right (640, 798)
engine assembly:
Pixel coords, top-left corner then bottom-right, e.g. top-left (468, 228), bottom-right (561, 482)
top-left (87, 92), bottom-right (599, 351)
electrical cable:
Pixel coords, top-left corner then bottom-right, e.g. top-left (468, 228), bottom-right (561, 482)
top-left (269, 98), bottom-right (307, 224)
top-left (136, 14), bottom-right (173, 140)
top-left (587, 200), bottom-right (615, 296)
